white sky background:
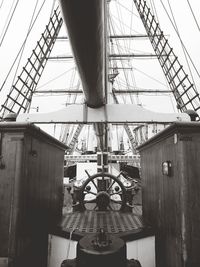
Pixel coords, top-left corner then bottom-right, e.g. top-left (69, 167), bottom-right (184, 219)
top-left (0, 0), bottom-right (200, 140)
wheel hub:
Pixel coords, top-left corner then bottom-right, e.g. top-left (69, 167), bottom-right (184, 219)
top-left (96, 191), bottom-right (110, 211)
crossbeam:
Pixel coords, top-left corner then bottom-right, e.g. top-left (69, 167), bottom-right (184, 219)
top-left (34, 89), bottom-right (171, 94)
top-left (17, 104), bottom-right (190, 124)
top-left (47, 53), bottom-right (161, 60)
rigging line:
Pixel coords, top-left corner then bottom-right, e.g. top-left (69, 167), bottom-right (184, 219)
top-left (149, 0), bottom-right (154, 17)
top-left (110, 13), bottom-right (141, 35)
top-left (128, 60), bottom-right (141, 105)
top-left (0, 0), bottom-right (20, 46)
top-left (50, 0), bottom-right (56, 16)
top-left (116, 0), bottom-right (139, 18)
top-left (0, 0), bottom-right (4, 9)
top-left (151, 0), bottom-right (160, 24)
top-left (11, 0), bottom-right (40, 89)
top-left (159, 0), bottom-right (200, 80)
top-left (133, 66), bottom-right (168, 87)
top-left (0, 0), bottom-right (47, 93)
top-left (110, 12), bottom-right (135, 104)
top-left (167, 0), bottom-right (197, 92)
top-left (128, 0), bottom-right (134, 52)
top-left (0, 0), bottom-right (15, 39)
top-left (68, 68), bottom-right (77, 103)
top-left (116, 0), bottom-right (132, 76)
top-left (116, 0), bottom-right (134, 88)
top-left (109, 20), bottom-right (126, 103)
top-left (186, 0), bottom-right (200, 32)
top-left (37, 68), bottom-right (75, 90)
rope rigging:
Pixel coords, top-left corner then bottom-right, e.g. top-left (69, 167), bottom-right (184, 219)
top-left (166, 0), bottom-right (197, 92)
top-left (0, 0), bottom-right (4, 9)
top-left (0, 0), bottom-right (20, 47)
top-left (11, 0), bottom-right (40, 90)
top-left (0, 0), bottom-right (47, 94)
top-left (186, 0), bottom-right (200, 32)
top-left (159, 0), bottom-right (200, 81)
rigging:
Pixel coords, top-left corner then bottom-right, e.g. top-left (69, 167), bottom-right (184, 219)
top-left (159, 0), bottom-right (200, 80)
top-left (0, 0), bottom-right (47, 94)
top-left (0, 0), bottom-right (20, 47)
top-left (186, 0), bottom-right (200, 32)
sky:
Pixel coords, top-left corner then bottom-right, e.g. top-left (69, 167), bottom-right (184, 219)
top-left (0, 0), bottom-right (200, 140)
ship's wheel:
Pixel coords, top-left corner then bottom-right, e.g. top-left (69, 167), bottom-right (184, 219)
top-left (79, 172), bottom-right (127, 211)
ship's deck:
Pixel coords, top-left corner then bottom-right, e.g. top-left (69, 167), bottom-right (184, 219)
top-left (53, 205), bottom-right (153, 241)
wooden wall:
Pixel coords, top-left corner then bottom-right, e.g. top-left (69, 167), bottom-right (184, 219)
top-left (138, 122), bottom-right (200, 267)
top-left (0, 123), bottom-right (66, 267)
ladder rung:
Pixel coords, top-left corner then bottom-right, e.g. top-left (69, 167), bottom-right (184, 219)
top-left (158, 39), bottom-right (168, 59)
top-left (147, 15), bottom-right (154, 34)
top-left (161, 48), bottom-right (173, 67)
top-left (18, 75), bottom-right (36, 87)
top-left (152, 23), bottom-right (159, 39)
top-left (7, 95), bottom-right (26, 110)
top-left (41, 33), bottom-right (50, 48)
top-left (49, 17), bottom-right (56, 31)
top-left (170, 74), bottom-right (187, 86)
top-left (181, 94), bottom-right (199, 107)
top-left (27, 58), bottom-right (41, 75)
top-left (12, 85), bottom-right (30, 100)
top-left (45, 25), bottom-right (53, 39)
top-left (22, 67), bottom-right (38, 83)
top-left (1, 105), bottom-right (13, 113)
top-left (165, 57), bottom-right (178, 75)
top-left (142, 0), bottom-right (147, 13)
top-left (195, 105), bottom-right (200, 111)
top-left (154, 32), bottom-right (164, 50)
top-left (37, 41), bottom-right (46, 57)
top-left (168, 65), bottom-right (183, 82)
top-left (145, 8), bottom-right (151, 24)
top-left (32, 50), bottom-right (43, 64)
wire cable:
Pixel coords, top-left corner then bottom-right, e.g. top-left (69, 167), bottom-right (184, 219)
top-left (166, 0), bottom-right (196, 90)
top-left (50, 0), bottom-right (56, 16)
top-left (0, 0), bottom-right (20, 47)
top-left (0, 0), bottom-right (47, 93)
top-left (11, 0), bottom-right (40, 88)
top-left (0, 0), bottom-right (4, 9)
top-left (159, 0), bottom-right (200, 80)
top-left (186, 0), bottom-right (200, 32)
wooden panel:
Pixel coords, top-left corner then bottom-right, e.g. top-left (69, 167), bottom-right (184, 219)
top-left (138, 122), bottom-right (200, 267)
top-left (182, 133), bottom-right (200, 266)
top-left (0, 123), bottom-right (66, 267)
top-left (0, 132), bottom-right (24, 257)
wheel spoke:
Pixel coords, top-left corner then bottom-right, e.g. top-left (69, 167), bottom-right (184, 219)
top-left (106, 180), bottom-right (115, 192)
top-left (84, 190), bottom-right (97, 196)
top-left (91, 179), bottom-right (98, 190)
top-left (110, 190), bottom-right (122, 196)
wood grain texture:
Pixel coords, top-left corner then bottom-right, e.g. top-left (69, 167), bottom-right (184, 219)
top-left (138, 122), bottom-right (200, 267)
top-left (0, 123), bottom-right (66, 267)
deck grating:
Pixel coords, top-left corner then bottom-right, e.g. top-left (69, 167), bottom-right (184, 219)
top-left (61, 207), bottom-right (144, 234)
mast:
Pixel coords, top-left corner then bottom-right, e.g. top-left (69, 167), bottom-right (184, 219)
top-left (59, 0), bottom-right (106, 108)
